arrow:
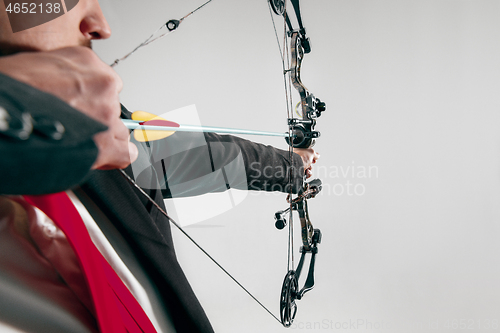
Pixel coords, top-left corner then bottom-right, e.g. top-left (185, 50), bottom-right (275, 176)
top-left (123, 119), bottom-right (294, 140)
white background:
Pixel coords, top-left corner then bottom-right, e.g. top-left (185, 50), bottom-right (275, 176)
top-left (95, 0), bottom-right (500, 332)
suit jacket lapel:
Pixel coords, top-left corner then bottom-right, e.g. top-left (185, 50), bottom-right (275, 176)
top-left (80, 166), bottom-right (214, 333)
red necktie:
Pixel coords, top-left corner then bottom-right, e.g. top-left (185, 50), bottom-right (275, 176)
top-left (24, 192), bottom-right (156, 333)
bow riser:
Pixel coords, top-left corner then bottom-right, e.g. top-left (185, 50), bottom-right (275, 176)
top-left (285, 29), bottom-right (326, 150)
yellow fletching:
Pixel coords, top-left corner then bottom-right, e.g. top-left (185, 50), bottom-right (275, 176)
top-left (131, 111), bottom-right (176, 142)
top-left (131, 110), bottom-right (160, 122)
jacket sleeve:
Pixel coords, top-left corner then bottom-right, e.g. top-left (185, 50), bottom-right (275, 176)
top-left (0, 73), bottom-right (107, 195)
top-left (121, 107), bottom-right (304, 198)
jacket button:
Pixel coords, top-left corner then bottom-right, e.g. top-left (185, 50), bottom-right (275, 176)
top-left (0, 107), bottom-right (8, 131)
top-left (33, 116), bottom-right (65, 141)
top-left (0, 107), bottom-right (33, 140)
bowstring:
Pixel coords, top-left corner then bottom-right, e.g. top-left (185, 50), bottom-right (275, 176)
top-left (181, 0), bottom-right (214, 20)
top-left (118, 169), bottom-right (282, 324)
top-left (268, 1), bottom-right (295, 273)
top-left (110, 0), bottom-right (214, 68)
top-left (111, 25), bottom-right (172, 67)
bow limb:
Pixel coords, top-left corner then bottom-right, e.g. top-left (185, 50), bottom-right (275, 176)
top-left (287, 31), bottom-right (326, 149)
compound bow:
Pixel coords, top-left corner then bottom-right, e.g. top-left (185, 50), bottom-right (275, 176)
top-left (113, 0), bottom-right (326, 328)
top-left (268, 0), bottom-right (326, 327)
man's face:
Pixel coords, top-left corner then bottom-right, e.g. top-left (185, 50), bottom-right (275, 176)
top-left (0, 0), bottom-right (110, 54)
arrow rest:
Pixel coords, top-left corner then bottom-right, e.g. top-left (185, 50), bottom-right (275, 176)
top-left (285, 118), bottom-right (319, 148)
top-left (284, 92), bottom-right (326, 148)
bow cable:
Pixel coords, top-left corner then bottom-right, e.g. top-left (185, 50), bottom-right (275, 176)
top-left (118, 169), bottom-right (282, 324)
top-left (111, 0), bottom-right (214, 67)
top-left (268, 0), bottom-right (297, 274)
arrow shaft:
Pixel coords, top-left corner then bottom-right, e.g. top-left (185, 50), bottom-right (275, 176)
top-left (122, 119), bottom-right (293, 138)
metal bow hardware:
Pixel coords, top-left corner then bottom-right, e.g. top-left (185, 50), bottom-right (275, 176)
top-left (274, 179), bottom-right (322, 326)
top-left (269, 0), bottom-right (326, 327)
top-left (112, 0), bottom-right (326, 328)
top-left (269, 0), bottom-right (326, 149)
